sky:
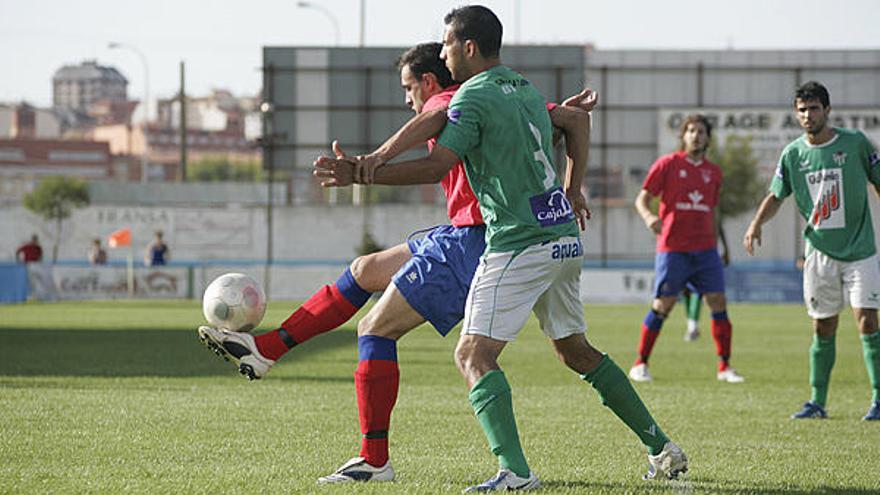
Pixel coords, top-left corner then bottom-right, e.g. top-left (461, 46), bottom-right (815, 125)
top-left (2, 0), bottom-right (878, 108)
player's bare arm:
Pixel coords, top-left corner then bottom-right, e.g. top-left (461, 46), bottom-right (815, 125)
top-left (316, 143), bottom-right (459, 187)
top-left (743, 193), bottom-right (784, 255)
top-left (356, 87), bottom-right (601, 184)
top-left (551, 106), bottom-right (591, 229)
top-left (635, 189), bottom-right (662, 234)
top-left (356, 108), bottom-right (449, 184)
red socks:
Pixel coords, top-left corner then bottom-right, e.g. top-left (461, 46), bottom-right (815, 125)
top-left (356, 336), bottom-right (399, 467)
top-left (711, 317), bottom-right (732, 371)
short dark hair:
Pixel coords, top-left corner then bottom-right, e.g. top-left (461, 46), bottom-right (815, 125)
top-left (443, 5), bottom-right (502, 59)
top-left (678, 114), bottom-right (712, 148)
top-left (396, 42), bottom-right (455, 88)
top-left (795, 81), bottom-right (830, 108)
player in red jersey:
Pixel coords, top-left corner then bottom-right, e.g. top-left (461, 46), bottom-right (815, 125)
top-left (16, 234), bottom-right (43, 263)
top-left (198, 42), bottom-right (596, 483)
top-left (629, 114), bottom-right (744, 384)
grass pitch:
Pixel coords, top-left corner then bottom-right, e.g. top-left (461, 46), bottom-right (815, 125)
top-left (1, 300), bottom-right (878, 494)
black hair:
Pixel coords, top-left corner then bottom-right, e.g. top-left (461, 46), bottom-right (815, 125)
top-left (443, 5), bottom-right (502, 58)
top-left (794, 81), bottom-right (830, 108)
top-left (396, 42), bottom-right (455, 88)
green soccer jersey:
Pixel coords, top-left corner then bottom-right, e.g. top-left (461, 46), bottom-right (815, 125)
top-left (770, 127), bottom-right (880, 261)
top-left (437, 65), bottom-right (578, 253)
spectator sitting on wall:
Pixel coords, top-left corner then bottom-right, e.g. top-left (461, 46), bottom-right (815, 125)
top-left (16, 234), bottom-right (43, 263)
top-left (89, 238), bottom-right (108, 265)
top-left (145, 230), bottom-right (170, 267)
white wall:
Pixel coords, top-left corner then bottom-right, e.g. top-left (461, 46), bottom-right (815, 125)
top-left (1, 200), bottom-right (843, 265)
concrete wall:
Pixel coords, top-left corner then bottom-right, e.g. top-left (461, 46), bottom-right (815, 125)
top-left (3, 197), bottom-right (859, 265)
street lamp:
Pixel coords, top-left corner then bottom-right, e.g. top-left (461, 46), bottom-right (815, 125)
top-left (109, 42), bottom-right (150, 183)
top-left (296, 1), bottom-right (340, 46)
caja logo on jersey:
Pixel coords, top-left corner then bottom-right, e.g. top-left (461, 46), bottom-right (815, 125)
top-left (530, 187), bottom-right (574, 227)
top-left (806, 168), bottom-right (845, 229)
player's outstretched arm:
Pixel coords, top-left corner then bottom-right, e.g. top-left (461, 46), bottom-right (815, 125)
top-left (368, 143), bottom-right (459, 185)
top-left (635, 189), bottom-right (662, 234)
top-left (743, 193), bottom-right (784, 256)
top-left (356, 108), bottom-right (449, 184)
top-left (314, 144), bottom-right (459, 187)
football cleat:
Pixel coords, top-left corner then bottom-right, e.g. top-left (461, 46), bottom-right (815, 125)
top-left (197, 326), bottom-right (274, 380)
top-left (861, 401), bottom-right (880, 421)
top-left (317, 457), bottom-right (394, 484)
top-left (644, 441), bottom-right (688, 480)
top-left (629, 363), bottom-right (653, 382)
top-left (463, 469), bottom-right (540, 492)
top-left (716, 367), bottom-right (745, 383)
top-left (683, 327), bottom-right (700, 342)
top-left (791, 401), bottom-right (827, 419)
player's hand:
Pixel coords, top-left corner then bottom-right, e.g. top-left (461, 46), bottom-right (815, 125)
top-left (354, 153), bottom-right (386, 185)
top-left (743, 224), bottom-right (762, 256)
top-left (644, 214), bottom-right (662, 234)
top-left (566, 189), bottom-right (591, 230)
top-left (562, 88), bottom-right (598, 112)
top-left (722, 251), bottom-right (730, 266)
top-left (313, 155), bottom-right (355, 187)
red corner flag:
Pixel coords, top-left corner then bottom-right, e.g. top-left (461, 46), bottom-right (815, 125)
top-left (108, 228), bottom-right (132, 248)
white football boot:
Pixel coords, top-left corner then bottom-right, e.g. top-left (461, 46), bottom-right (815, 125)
top-left (197, 326), bottom-right (275, 380)
top-left (317, 457), bottom-right (394, 483)
top-left (716, 367), bottom-right (745, 383)
top-left (464, 469), bottom-right (541, 492)
top-left (628, 363), bottom-right (653, 382)
top-left (644, 441), bottom-right (688, 480)
top-left (683, 320), bottom-right (700, 341)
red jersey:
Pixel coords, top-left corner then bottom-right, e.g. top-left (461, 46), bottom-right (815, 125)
top-left (16, 242), bottom-right (42, 262)
top-left (643, 151), bottom-right (721, 252)
top-left (422, 85), bottom-right (483, 227)
top-left (423, 87), bottom-right (559, 228)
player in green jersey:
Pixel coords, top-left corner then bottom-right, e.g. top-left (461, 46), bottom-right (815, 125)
top-left (744, 81), bottom-right (880, 421)
top-left (316, 5), bottom-right (687, 490)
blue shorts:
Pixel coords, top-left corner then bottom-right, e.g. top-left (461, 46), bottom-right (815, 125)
top-left (392, 224), bottom-right (486, 336)
top-left (654, 249), bottom-right (725, 298)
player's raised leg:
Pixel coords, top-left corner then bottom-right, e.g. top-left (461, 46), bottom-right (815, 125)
top-left (197, 243), bottom-right (411, 379)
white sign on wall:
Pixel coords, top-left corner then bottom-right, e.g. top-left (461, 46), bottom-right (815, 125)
top-left (658, 108), bottom-right (880, 177)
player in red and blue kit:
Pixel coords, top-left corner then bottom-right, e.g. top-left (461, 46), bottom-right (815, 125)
top-left (198, 42), bottom-right (597, 483)
top-left (629, 114), bottom-right (745, 384)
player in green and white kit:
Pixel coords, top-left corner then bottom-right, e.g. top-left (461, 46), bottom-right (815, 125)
top-left (316, 5), bottom-right (687, 491)
top-left (745, 81), bottom-right (880, 421)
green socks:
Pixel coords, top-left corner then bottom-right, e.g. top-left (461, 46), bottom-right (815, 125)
top-left (582, 355), bottom-right (669, 455)
top-left (861, 332), bottom-right (880, 402)
top-left (810, 334), bottom-right (836, 407)
top-left (469, 370), bottom-right (530, 478)
top-left (686, 292), bottom-right (702, 321)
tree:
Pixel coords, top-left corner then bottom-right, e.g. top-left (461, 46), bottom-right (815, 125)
top-left (708, 134), bottom-right (764, 220)
top-left (23, 177), bottom-right (90, 262)
top-left (189, 156), bottom-right (263, 182)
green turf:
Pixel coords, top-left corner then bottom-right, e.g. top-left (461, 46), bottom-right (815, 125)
top-left (1, 300), bottom-right (878, 494)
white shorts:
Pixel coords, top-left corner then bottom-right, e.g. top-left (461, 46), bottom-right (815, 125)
top-left (803, 249), bottom-right (880, 319)
top-left (461, 236), bottom-right (586, 342)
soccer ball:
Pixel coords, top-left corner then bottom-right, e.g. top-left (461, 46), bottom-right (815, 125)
top-left (202, 273), bottom-right (267, 332)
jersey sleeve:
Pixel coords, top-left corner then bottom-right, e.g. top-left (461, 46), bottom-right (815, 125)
top-left (642, 156), bottom-right (667, 195)
top-left (437, 87), bottom-right (484, 159)
top-left (859, 131), bottom-right (880, 186)
top-left (769, 149), bottom-right (793, 199)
